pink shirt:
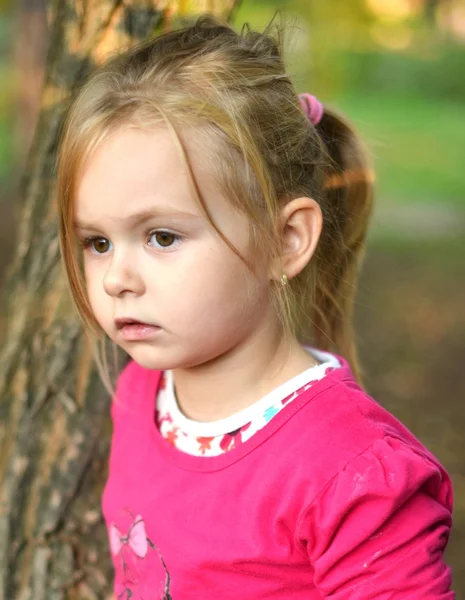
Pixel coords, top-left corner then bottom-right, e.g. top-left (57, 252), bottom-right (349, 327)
top-left (102, 354), bottom-right (454, 599)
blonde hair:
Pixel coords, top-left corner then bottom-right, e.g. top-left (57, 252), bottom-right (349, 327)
top-left (57, 15), bottom-right (374, 383)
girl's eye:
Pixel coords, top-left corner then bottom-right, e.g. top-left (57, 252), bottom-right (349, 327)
top-left (83, 237), bottom-right (112, 254)
top-left (93, 238), bottom-right (111, 253)
top-left (148, 231), bottom-right (181, 249)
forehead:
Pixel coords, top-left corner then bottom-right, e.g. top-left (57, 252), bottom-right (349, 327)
top-left (75, 126), bottom-right (201, 222)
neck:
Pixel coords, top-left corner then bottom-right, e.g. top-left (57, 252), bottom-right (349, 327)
top-left (171, 319), bottom-right (318, 422)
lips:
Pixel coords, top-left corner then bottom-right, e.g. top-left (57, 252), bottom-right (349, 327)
top-left (114, 318), bottom-right (162, 341)
top-left (114, 317), bottom-right (155, 330)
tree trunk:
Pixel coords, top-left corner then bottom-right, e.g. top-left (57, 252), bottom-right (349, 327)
top-left (0, 1), bottom-right (241, 598)
top-left (14, 0), bottom-right (48, 163)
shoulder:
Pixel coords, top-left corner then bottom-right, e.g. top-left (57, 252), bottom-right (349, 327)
top-left (111, 359), bottom-right (162, 420)
top-left (295, 420), bottom-right (454, 595)
top-left (309, 365), bottom-right (428, 453)
top-left (281, 365), bottom-right (449, 494)
top-left (115, 358), bottom-right (154, 394)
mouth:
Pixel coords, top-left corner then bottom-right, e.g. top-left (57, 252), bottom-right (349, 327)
top-left (114, 317), bottom-right (155, 329)
top-left (114, 318), bottom-right (162, 341)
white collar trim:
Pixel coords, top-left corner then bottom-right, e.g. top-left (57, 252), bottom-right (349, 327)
top-left (158, 347), bottom-right (341, 437)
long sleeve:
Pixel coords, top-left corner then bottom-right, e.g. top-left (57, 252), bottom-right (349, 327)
top-left (297, 436), bottom-right (454, 599)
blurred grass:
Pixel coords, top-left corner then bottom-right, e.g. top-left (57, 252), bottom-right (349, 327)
top-left (337, 91), bottom-right (465, 207)
top-left (356, 236), bottom-right (465, 592)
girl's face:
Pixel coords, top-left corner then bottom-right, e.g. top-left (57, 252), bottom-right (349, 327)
top-left (75, 126), bottom-right (276, 371)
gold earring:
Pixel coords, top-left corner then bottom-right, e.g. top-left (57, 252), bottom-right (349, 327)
top-left (280, 273), bottom-right (288, 287)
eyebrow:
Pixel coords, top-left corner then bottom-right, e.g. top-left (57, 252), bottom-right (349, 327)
top-left (74, 207), bottom-right (202, 230)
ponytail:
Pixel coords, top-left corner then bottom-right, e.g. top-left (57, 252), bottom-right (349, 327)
top-left (310, 108), bottom-right (374, 384)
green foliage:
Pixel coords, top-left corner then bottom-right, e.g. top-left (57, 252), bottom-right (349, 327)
top-left (233, 0), bottom-right (293, 29)
top-left (344, 45), bottom-right (465, 103)
top-left (288, 0), bottom-right (375, 96)
top-left (234, 0), bottom-right (465, 211)
top-left (1, 1), bottom-right (464, 211)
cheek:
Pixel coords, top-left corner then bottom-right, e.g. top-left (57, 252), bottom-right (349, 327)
top-left (83, 262), bottom-right (106, 312)
top-left (175, 247), bottom-right (264, 320)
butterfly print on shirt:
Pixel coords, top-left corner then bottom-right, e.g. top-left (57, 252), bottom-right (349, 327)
top-left (110, 513), bottom-right (172, 600)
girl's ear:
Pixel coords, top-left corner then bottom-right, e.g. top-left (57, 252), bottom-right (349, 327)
top-left (271, 197), bottom-right (322, 282)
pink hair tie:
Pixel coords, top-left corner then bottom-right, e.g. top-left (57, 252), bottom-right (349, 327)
top-left (299, 93), bottom-right (324, 126)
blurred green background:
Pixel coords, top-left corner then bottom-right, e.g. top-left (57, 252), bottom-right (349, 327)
top-left (0, 0), bottom-right (464, 595)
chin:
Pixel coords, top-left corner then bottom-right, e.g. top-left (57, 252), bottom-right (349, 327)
top-left (126, 342), bottom-right (219, 372)
top-left (124, 345), bottom-right (186, 372)
top-left (129, 353), bottom-right (172, 372)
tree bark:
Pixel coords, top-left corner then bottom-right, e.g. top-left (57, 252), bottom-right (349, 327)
top-left (0, 1), bottom-right (241, 598)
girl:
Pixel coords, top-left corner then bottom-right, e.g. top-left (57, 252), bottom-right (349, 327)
top-left (57, 15), bottom-right (454, 600)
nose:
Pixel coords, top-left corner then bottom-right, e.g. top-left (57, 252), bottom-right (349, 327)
top-left (103, 251), bottom-right (144, 298)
